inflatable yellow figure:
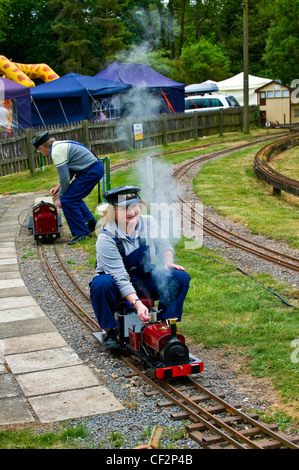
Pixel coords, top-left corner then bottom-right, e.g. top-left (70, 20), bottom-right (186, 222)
top-left (0, 55), bottom-right (59, 87)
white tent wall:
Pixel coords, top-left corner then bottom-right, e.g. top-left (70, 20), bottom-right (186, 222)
top-left (216, 72), bottom-right (271, 106)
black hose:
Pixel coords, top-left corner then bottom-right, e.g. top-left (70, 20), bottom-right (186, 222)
top-left (189, 251), bottom-right (298, 309)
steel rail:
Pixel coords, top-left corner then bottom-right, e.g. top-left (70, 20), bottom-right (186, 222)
top-left (179, 198), bottom-right (299, 272)
top-left (188, 377), bottom-right (299, 449)
top-left (254, 134), bottom-right (299, 195)
top-left (161, 380), bottom-right (263, 449)
top-left (120, 356), bottom-right (256, 449)
top-left (110, 132), bottom-right (288, 174)
top-left (170, 146), bottom-right (299, 272)
top-left (257, 158), bottom-right (299, 188)
top-left (34, 238), bottom-right (298, 450)
top-left (37, 242), bottom-right (100, 332)
top-left (53, 244), bottom-right (91, 301)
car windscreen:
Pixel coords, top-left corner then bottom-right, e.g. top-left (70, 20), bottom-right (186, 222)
top-left (226, 96), bottom-right (240, 107)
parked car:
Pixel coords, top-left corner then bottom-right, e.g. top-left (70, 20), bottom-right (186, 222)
top-left (184, 93), bottom-right (240, 113)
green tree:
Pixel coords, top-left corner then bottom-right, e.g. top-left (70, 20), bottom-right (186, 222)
top-left (263, 0), bottom-right (299, 85)
top-left (48, 0), bottom-right (96, 74)
top-left (92, 0), bottom-right (132, 62)
top-left (0, 0), bottom-right (58, 69)
top-left (0, 0), bottom-right (12, 44)
top-left (178, 37), bottom-right (231, 84)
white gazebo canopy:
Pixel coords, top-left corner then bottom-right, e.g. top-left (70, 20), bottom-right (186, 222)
top-left (216, 72), bottom-right (271, 105)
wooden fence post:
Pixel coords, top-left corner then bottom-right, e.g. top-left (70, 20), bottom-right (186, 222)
top-left (219, 109), bottom-right (224, 136)
top-left (127, 119), bottom-right (134, 150)
top-left (240, 108), bottom-right (244, 132)
top-left (161, 114), bottom-right (168, 145)
top-left (82, 120), bottom-right (90, 148)
top-left (193, 112), bottom-right (198, 140)
top-left (24, 128), bottom-right (36, 175)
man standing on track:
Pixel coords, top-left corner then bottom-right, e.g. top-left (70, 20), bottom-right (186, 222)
top-left (31, 131), bottom-right (104, 245)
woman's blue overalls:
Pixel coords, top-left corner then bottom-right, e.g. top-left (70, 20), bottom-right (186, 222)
top-left (90, 228), bottom-right (190, 330)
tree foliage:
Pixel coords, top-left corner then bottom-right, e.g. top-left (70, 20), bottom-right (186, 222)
top-left (0, 0), bottom-right (297, 86)
top-left (262, 0), bottom-right (299, 86)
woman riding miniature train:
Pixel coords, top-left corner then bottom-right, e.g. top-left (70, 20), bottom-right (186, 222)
top-left (89, 185), bottom-right (191, 351)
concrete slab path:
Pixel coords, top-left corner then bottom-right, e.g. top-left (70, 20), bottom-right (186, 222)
top-left (0, 193), bottom-right (123, 426)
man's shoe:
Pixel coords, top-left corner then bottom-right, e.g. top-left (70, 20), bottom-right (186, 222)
top-left (86, 218), bottom-right (98, 233)
top-left (68, 233), bottom-right (92, 245)
top-left (102, 328), bottom-right (119, 351)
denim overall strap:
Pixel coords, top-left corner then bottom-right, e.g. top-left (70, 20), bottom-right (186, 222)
top-left (101, 227), bottom-right (152, 277)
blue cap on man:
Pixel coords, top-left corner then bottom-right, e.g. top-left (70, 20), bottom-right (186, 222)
top-left (30, 131), bottom-right (50, 148)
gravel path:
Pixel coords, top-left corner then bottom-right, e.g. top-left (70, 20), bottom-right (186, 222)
top-left (14, 182), bottom-right (298, 448)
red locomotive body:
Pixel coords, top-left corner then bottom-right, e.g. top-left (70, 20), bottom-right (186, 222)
top-left (94, 300), bottom-right (204, 380)
top-left (29, 197), bottom-right (61, 243)
top-left (121, 311), bottom-right (204, 380)
top-left (142, 323), bottom-right (185, 353)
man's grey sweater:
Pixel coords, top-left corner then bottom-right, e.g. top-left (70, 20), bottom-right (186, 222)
top-left (50, 140), bottom-right (98, 197)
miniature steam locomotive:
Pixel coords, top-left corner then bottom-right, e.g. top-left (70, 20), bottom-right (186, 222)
top-left (28, 197), bottom-right (61, 243)
top-left (94, 298), bottom-right (204, 380)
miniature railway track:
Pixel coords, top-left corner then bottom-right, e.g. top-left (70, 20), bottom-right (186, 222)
top-left (254, 134), bottom-right (299, 197)
top-left (121, 356), bottom-right (299, 449)
top-left (112, 133), bottom-right (299, 272)
top-left (35, 240), bottom-right (298, 450)
top-left (36, 242), bottom-right (99, 332)
top-left (109, 131), bottom-right (288, 173)
top-left (30, 133), bottom-right (298, 448)
top-left (169, 143), bottom-right (299, 273)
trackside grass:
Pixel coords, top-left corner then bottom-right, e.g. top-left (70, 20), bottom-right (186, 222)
top-left (174, 242), bottom-right (298, 403)
top-left (192, 143), bottom-right (299, 250)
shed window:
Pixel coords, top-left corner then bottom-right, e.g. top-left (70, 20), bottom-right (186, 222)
top-left (260, 91), bottom-right (266, 105)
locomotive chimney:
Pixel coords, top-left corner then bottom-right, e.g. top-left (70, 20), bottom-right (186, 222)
top-left (169, 318), bottom-right (178, 338)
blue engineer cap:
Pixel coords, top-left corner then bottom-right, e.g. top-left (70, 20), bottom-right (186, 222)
top-left (30, 131), bottom-right (50, 148)
top-left (103, 186), bottom-right (142, 206)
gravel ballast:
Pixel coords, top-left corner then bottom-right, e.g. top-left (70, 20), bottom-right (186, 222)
top-left (13, 186), bottom-right (298, 449)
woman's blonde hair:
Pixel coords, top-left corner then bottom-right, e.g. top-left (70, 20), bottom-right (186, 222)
top-left (98, 200), bottom-right (147, 227)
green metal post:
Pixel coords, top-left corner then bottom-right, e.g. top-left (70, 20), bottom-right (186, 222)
top-left (98, 156), bottom-right (111, 203)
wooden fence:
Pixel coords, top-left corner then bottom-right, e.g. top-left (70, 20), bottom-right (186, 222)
top-left (0, 106), bottom-right (259, 176)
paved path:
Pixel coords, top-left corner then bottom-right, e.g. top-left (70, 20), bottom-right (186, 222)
top-left (0, 193), bottom-right (123, 426)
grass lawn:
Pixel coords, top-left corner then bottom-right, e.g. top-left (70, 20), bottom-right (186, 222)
top-left (193, 143), bottom-right (299, 250)
top-left (271, 145), bottom-right (299, 180)
top-left (0, 129), bottom-right (298, 446)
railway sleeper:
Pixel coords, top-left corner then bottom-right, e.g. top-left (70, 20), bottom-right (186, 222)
top-left (192, 423), bottom-right (279, 446)
top-left (156, 393), bottom-right (225, 408)
top-left (190, 424), bottom-right (299, 449)
top-left (186, 413), bottom-right (260, 434)
top-left (170, 402), bottom-right (242, 420)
